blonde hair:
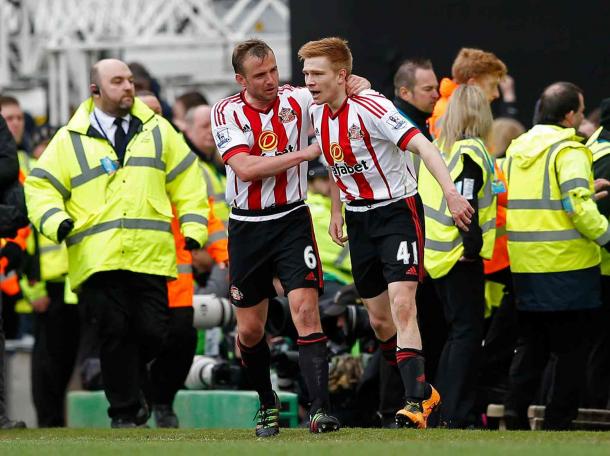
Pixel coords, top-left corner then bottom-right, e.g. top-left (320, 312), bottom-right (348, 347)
top-left (452, 48), bottom-right (507, 84)
top-left (298, 37), bottom-right (353, 75)
top-left (489, 117), bottom-right (525, 157)
top-left (438, 85), bottom-right (493, 153)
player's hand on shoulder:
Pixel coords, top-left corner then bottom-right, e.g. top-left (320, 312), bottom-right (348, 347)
top-left (329, 211), bottom-right (348, 247)
top-left (346, 74), bottom-right (371, 96)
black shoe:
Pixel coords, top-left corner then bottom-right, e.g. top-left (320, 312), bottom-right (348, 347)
top-left (0, 416), bottom-right (26, 429)
top-left (153, 405), bottom-right (179, 429)
top-left (111, 418), bottom-right (138, 429)
top-left (309, 409), bottom-right (341, 433)
top-left (134, 397), bottom-right (151, 426)
top-left (255, 392), bottom-right (280, 438)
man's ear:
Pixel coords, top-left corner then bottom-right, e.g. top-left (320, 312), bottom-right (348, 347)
top-left (399, 86), bottom-right (412, 101)
top-left (564, 110), bottom-right (576, 127)
top-left (338, 68), bottom-right (348, 84)
top-left (235, 74), bottom-right (246, 88)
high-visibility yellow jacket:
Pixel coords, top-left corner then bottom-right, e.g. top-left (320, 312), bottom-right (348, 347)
top-left (307, 192), bottom-right (352, 284)
top-left (588, 126), bottom-right (610, 276)
top-left (506, 124), bottom-right (609, 273)
top-left (25, 98), bottom-right (209, 290)
top-left (199, 160), bottom-right (229, 224)
top-left (419, 137), bottom-right (497, 279)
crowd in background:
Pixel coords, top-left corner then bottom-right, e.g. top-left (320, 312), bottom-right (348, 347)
top-left (0, 44), bottom-right (608, 431)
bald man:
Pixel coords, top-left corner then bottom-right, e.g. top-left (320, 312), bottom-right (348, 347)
top-left (25, 58), bottom-right (209, 428)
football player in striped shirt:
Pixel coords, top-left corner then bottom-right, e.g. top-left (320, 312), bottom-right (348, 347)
top-left (299, 37), bottom-right (473, 429)
top-left (211, 39), bottom-right (369, 437)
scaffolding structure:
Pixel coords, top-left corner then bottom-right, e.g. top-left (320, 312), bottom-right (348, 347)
top-left (0, 0), bottom-right (290, 124)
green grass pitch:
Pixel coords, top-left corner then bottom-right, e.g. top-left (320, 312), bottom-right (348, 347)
top-left (1, 428), bottom-right (609, 455)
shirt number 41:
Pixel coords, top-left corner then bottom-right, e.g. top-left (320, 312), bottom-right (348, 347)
top-left (397, 241), bottom-right (418, 265)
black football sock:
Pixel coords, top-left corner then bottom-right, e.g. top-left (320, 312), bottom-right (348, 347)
top-left (396, 347), bottom-right (427, 403)
top-left (378, 334), bottom-right (398, 366)
top-left (237, 336), bottom-right (275, 407)
top-left (297, 332), bottom-right (330, 414)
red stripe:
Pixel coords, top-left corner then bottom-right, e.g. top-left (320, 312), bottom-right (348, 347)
top-left (359, 114), bottom-right (392, 199)
top-left (288, 96), bottom-right (303, 200)
top-left (242, 104), bottom-right (263, 210)
top-left (351, 96), bottom-right (385, 118)
top-left (270, 98), bottom-right (289, 206)
top-left (354, 94), bottom-right (387, 114)
top-left (379, 340), bottom-right (397, 350)
top-left (396, 351), bottom-right (418, 364)
top-left (233, 111), bottom-right (243, 131)
top-left (297, 335), bottom-right (328, 346)
top-left (406, 196), bottom-right (425, 281)
top-left (306, 207), bottom-right (324, 290)
top-left (215, 94), bottom-right (240, 125)
top-left (339, 103), bottom-right (374, 199)
top-left (222, 144), bottom-right (249, 163)
top-left (398, 127), bottom-right (421, 151)
top-left (320, 105), bottom-right (353, 200)
top-left (351, 98), bottom-right (384, 119)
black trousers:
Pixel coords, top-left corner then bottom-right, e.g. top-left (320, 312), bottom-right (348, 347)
top-left (0, 292), bottom-right (6, 418)
top-left (416, 276), bottom-right (448, 385)
top-left (504, 309), bottom-right (588, 430)
top-left (31, 281), bottom-right (80, 427)
top-left (584, 275), bottom-right (610, 408)
top-left (149, 306), bottom-right (196, 406)
top-left (434, 260), bottom-right (485, 428)
top-left (79, 270), bottom-right (169, 420)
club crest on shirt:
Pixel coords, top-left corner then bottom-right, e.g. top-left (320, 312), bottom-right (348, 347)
top-left (215, 128), bottom-right (231, 147)
top-left (329, 142), bottom-right (344, 162)
top-left (278, 107), bottom-right (296, 123)
top-left (385, 111), bottom-right (407, 130)
top-left (348, 124), bottom-right (364, 140)
top-left (258, 130), bottom-right (279, 151)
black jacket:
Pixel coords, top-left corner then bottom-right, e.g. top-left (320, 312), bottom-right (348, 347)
top-left (0, 114), bottom-right (19, 192)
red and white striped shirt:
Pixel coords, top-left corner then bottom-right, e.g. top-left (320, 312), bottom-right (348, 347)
top-left (310, 90), bottom-right (421, 209)
top-left (211, 85), bottom-right (312, 216)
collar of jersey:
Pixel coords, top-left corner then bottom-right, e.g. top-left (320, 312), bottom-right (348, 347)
top-left (326, 96), bottom-right (349, 120)
top-left (240, 90), bottom-right (277, 114)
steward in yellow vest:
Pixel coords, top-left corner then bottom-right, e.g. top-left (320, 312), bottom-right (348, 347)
top-left (25, 97), bottom-right (209, 291)
top-left (503, 82), bottom-right (607, 431)
top-left (586, 98), bottom-right (610, 409)
top-left (24, 59), bottom-right (209, 427)
top-left (418, 85), bottom-right (497, 428)
top-left (420, 137), bottom-right (497, 278)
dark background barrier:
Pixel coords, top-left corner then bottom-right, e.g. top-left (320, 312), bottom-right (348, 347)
top-left (290, 0), bottom-right (610, 127)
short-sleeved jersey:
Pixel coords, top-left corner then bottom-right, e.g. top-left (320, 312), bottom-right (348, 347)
top-left (211, 85), bottom-right (312, 213)
top-left (310, 90), bottom-right (421, 204)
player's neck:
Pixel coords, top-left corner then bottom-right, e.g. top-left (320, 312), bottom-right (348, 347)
top-left (328, 91), bottom-right (347, 114)
top-left (244, 90), bottom-right (275, 111)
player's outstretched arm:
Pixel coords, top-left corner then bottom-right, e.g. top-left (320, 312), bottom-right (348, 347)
top-left (227, 142), bottom-right (321, 182)
top-left (408, 134), bottom-right (474, 231)
top-left (328, 175), bottom-right (348, 246)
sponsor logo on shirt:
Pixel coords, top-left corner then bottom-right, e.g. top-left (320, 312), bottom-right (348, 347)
top-left (278, 107), bottom-right (296, 123)
top-left (331, 160), bottom-right (370, 178)
top-left (330, 142), bottom-right (344, 162)
top-left (216, 128), bottom-right (231, 147)
top-left (258, 131), bottom-right (279, 151)
top-left (348, 124), bottom-right (364, 140)
top-left (242, 124), bottom-right (252, 133)
top-left (385, 111), bottom-right (407, 130)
